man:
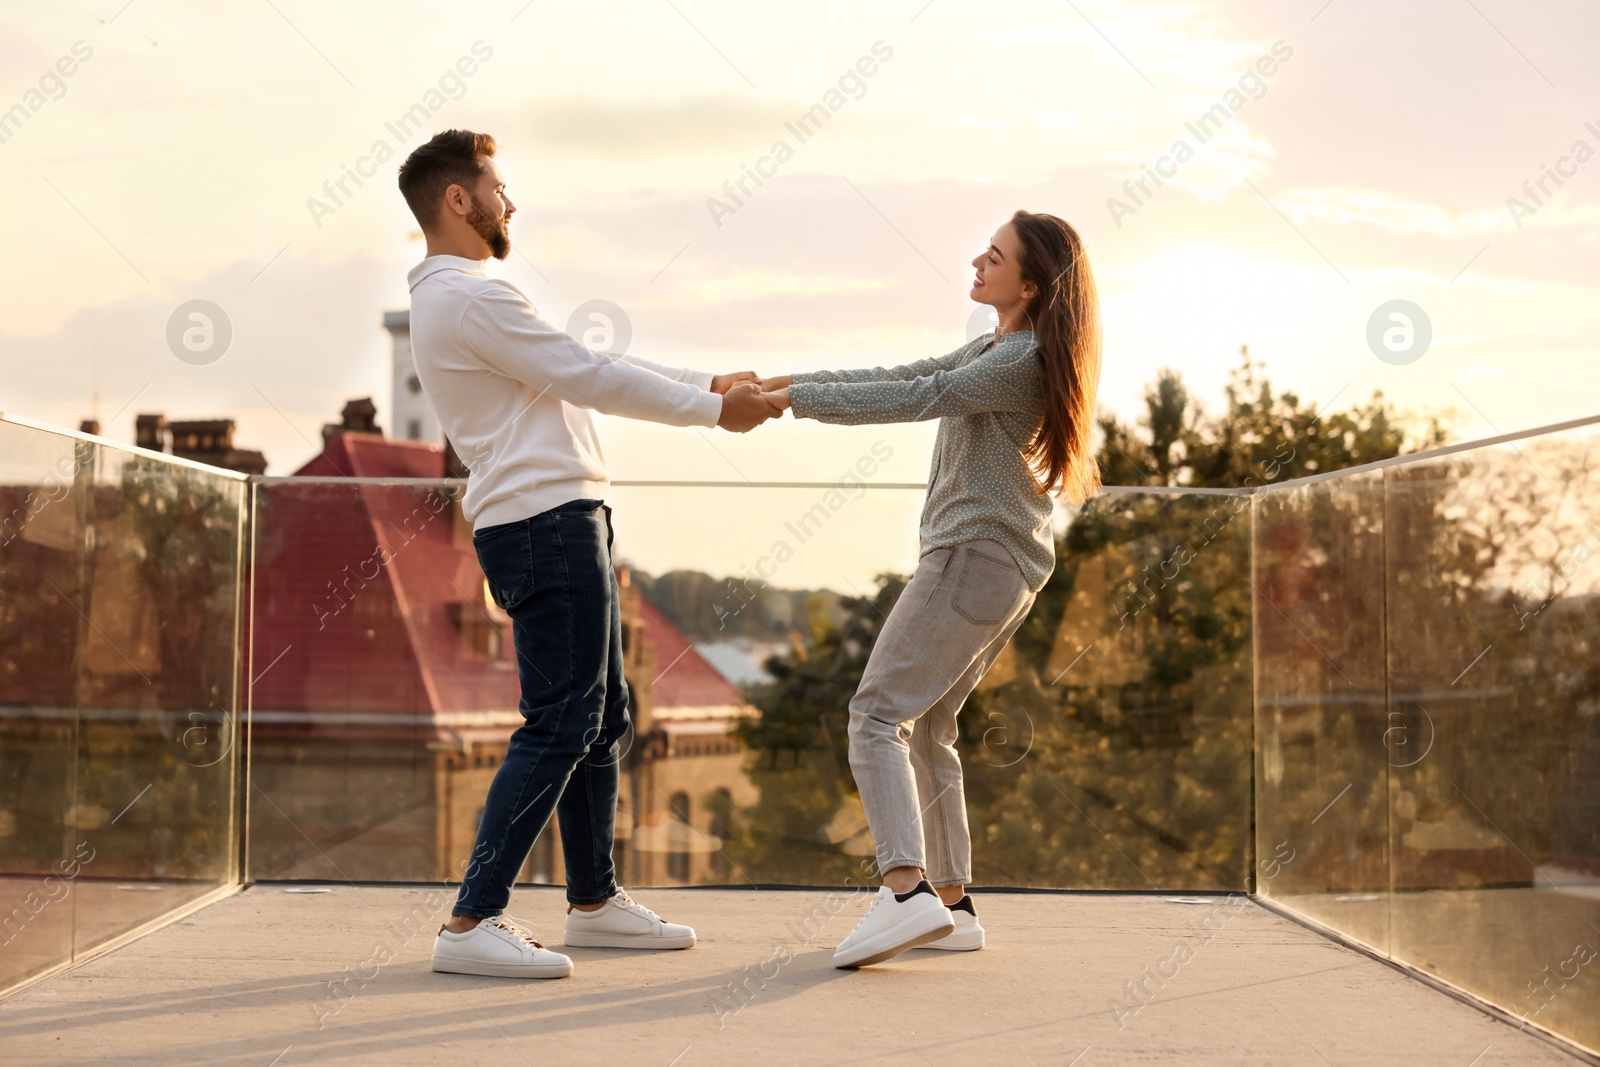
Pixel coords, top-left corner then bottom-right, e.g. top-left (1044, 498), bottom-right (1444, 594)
top-left (397, 128), bottom-right (778, 980)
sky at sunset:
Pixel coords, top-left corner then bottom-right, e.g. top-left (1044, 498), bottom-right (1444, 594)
top-left (2, 0), bottom-right (1597, 581)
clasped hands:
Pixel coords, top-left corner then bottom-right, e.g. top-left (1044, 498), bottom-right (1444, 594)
top-left (710, 372), bottom-right (793, 433)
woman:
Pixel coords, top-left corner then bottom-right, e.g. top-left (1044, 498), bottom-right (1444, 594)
top-left (761, 211), bottom-right (1102, 968)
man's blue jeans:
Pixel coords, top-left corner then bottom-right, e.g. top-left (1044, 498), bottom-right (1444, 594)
top-left (453, 498), bottom-right (628, 917)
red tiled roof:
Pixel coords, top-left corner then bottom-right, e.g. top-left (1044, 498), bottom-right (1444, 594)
top-left (633, 595), bottom-right (743, 711)
top-left (297, 431), bottom-right (444, 479)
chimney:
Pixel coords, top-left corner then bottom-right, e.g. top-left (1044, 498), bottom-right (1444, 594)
top-left (135, 414), bottom-right (170, 453)
top-left (341, 397), bottom-right (380, 433)
top-left (323, 397), bottom-right (382, 444)
top-left (167, 417), bottom-right (268, 475)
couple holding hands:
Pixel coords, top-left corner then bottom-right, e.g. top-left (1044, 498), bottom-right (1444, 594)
top-left (397, 129), bottom-right (1101, 978)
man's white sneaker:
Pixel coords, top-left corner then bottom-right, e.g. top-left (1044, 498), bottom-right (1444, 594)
top-left (563, 889), bottom-right (696, 949)
top-left (833, 882), bottom-right (955, 969)
top-left (432, 913), bottom-right (574, 978)
top-left (918, 894), bottom-right (985, 951)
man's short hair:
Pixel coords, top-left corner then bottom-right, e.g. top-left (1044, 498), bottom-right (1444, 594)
top-left (397, 129), bottom-right (497, 230)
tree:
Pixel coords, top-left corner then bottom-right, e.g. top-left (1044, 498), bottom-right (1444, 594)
top-left (1097, 348), bottom-right (1450, 490)
top-left (727, 584), bottom-right (902, 884)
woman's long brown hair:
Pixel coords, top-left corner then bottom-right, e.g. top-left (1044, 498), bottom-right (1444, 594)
top-left (1009, 210), bottom-right (1102, 504)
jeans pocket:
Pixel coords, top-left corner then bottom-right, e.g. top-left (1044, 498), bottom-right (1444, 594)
top-left (474, 522), bottom-right (534, 611)
top-left (951, 545), bottom-right (1024, 625)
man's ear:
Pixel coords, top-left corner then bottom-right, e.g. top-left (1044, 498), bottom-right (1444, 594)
top-left (441, 182), bottom-right (470, 220)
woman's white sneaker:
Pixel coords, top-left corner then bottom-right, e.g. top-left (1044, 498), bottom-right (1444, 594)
top-left (432, 913), bottom-right (574, 978)
top-left (833, 882), bottom-right (955, 969)
top-left (919, 894), bottom-right (985, 951)
top-left (563, 888), bottom-right (696, 949)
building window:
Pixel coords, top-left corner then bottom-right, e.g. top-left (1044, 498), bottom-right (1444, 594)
top-left (667, 791), bottom-right (690, 882)
top-left (708, 788), bottom-right (732, 878)
top-left (406, 419), bottom-right (422, 440)
top-left (527, 826), bottom-right (555, 884)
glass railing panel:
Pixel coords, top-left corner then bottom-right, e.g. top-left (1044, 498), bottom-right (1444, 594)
top-left (1382, 428), bottom-right (1600, 1051)
top-left (70, 444), bottom-right (246, 954)
top-left (959, 488), bottom-right (1254, 891)
top-left (0, 415), bottom-right (245, 994)
top-left (248, 479), bottom-right (1254, 891)
top-left (245, 478), bottom-right (929, 886)
top-left (605, 481), bottom-right (926, 890)
top-left (246, 479), bottom-right (472, 883)
top-left (1252, 472), bottom-right (1390, 952)
top-left (0, 420), bottom-right (88, 991)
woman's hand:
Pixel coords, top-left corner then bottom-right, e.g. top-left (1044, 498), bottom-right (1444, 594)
top-left (762, 386), bottom-right (792, 411)
top-left (758, 373), bottom-right (793, 391)
top-left (711, 371), bottom-right (760, 394)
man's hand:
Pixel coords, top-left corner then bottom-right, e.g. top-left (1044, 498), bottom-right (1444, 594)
top-left (717, 381), bottom-right (783, 433)
top-left (761, 386), bottom-right (791, 411)
top-left (710, 371), bottom-right (760, 394)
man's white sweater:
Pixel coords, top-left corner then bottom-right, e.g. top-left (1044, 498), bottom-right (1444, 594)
top-left (406, 255), bottom-right (722, 530)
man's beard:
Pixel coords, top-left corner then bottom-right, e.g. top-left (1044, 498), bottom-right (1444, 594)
top-left (466, 193), bottom-right (511, 260)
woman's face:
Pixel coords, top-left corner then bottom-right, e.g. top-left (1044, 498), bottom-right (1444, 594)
top-left (970, 222), bottom-right (1031, 309)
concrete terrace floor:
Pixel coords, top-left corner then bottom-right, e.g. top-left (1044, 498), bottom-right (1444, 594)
top-left (0, 885), bottom-right (1585, 1066)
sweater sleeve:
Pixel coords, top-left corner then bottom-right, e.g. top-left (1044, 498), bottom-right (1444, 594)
top-left (616, 353), bottom-right (715, 391)
top-left (791, 342), bottom-right (973, 386)
top-left (460, 286), bottom-right (722, 427)
top-left (790, 337), bottom-right (1039, 426)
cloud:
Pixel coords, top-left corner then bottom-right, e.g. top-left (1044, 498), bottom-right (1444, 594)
top-left (1274, 188), bottom-right (1508, 238)
top-left (0, 252), bottom-right (395, 475)
top-left (1449, 316), bottom-right (1600, 356)
top-left (0, 28), bottom-right (53, 73)
top-left (515, 94), bottom-right (798, 157)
